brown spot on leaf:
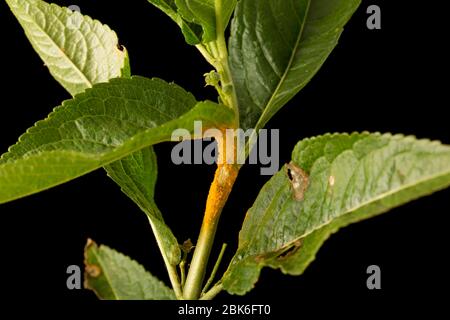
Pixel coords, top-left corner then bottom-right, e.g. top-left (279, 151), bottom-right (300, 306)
top-left (85, 264), bottom-right (101, 278)
top-left (85, 238), bottom-right (95, 248)
top-left (277, 240), bottom-right (303, 261)
top-left (286, 162), bottom-right (309, 201)
top-left (255, 255), bottom-right (265, 263)
top-left (83, 239), bottom-right (101, 279)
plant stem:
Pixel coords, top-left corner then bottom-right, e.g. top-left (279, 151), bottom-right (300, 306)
top-left (179, 260), bottom-right (186, 288)
top-left (202, 243), bottom-right (227, 295)
top-left (195, 44), bottom-right (216, 66)
top-left (148, 218), bottom-right (183, 299)
top-left (182, 0), bottom-right (241, 300)
top-left (200, 283), bottom-right (224, 300)
top-left (183, 161), bottom-right (238, 300)
top-left (167, 265), bottom-right (183, 300)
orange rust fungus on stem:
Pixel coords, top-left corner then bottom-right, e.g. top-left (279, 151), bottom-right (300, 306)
top-left (182, 132), bottom-right (240, 299)
top-left (204, 163), bottom-right (239, 225)
top-left (203, 132), bottom-right (239, 224)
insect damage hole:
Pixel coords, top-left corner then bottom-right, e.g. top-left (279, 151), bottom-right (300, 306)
top-left (286, 162), bottom-right (309, 201)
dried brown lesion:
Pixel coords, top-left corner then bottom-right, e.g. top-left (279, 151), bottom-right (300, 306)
top-left (85, 264), bottom-right (101, 278)
top-left (276, 239), bottom-right (303, 261)
top-left (285, 162), bottom-right (309, 201)
top-left (83, 239), bottom-right (102, 281)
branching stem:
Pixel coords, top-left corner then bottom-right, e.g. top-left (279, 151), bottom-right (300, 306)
top-left (202, 243), bottom-right (227, 295)
top-left (180, 0), bottom-right (241, 300)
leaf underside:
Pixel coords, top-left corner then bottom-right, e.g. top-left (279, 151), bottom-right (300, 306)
top-left (84, 240), bottom-right (176, 300)
top-left (229, 0), bottom-right (361, 130)
top-left (6, 0), bottom-right (182, 267)
top-left (6, 0), bottom-right (129, 95)
top-left (0, 76), bottom-right (234, 204)
top-left (223, 133), bottom-right (450, 295)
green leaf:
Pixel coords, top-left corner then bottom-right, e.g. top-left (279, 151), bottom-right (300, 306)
top-left (229, 0), bottom-right (361, 130)
top-left (147, 0), bottom-right (201, 44)
top-left (223, 133), bottom-right (450, 295)
top-left (8, 0), bottom-right (176, 266)
top-left (7, 0), bottom-right (180, 267)
top-left (147, 0), bottom-right (237, 44)
top-left (84, 239), bottom-right (176, 300)
top-left (105, 148), bottom-right (181, 266)
top-left (0, 76), bottom-right (234, 204)
top-left (6, 0), bottom-right (129, 96)
top-left (175, 0), bottom-right (216, 42)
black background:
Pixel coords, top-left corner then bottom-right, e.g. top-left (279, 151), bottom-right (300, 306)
top-left (0, 0), bottom-right (448, 316)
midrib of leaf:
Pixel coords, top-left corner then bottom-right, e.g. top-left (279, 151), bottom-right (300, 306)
top-left (113, 158), bottom-right (159, 216)
top-left (247, 183), bottom-right (290, 248)
top-left (247, 154), bottom-right (450, 255)
top-left (11, 2), bottom-right (93, 88)
top-left (215, 0), bottom-right (224, 36)
top-left (189, 0), bottom-right (214, 11)
top-left (253, 0), bottom-right (311, 131)
top-left (0, 77), bottom-right (235, 205)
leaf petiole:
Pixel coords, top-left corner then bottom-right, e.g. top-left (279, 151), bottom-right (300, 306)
top-left (200, 282), bottom-right (224, 301)
top-left (202, 243), bottom-right (227, 295)
top-left (148, 218), bottom-right (183, 299)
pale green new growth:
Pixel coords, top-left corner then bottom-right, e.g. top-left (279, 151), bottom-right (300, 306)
top-left (6, 0), bottom-right (129, 95)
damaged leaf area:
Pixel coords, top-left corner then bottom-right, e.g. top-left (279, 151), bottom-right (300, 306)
top-left (275, 239), bottom-right (303, 261)
top-left (286, 162), bottom-right (309, 201)
top-left (222, 133), bottom-right (450, 295)
top-left (84, 239), bottom-right (176, 300)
